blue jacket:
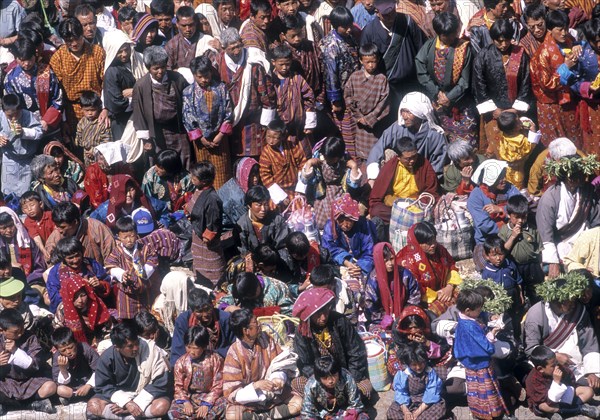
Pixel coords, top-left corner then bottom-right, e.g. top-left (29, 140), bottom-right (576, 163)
top-left (90, 197), bottom-right (170, 228)
top-left (481, 258), bottom-right (523, 291)
top-left (321, 217), bottom-right (377, 274)
top-left (170, 309), bottom-right (235, 365)
top-left (467, 185), bottom-right (521, 244)
top-left (453, 316), bottom-right (494, 370)
top-left (393, 367), bottom-right (442, 406)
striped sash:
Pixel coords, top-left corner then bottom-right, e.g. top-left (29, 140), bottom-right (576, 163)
top-left (544, 303), bottom-right (584, 350)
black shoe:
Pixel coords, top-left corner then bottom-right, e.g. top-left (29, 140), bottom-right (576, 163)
top-left (580, 404), bottom-right (600, 419)
top-left (29, 398), bottom-right (57, 414)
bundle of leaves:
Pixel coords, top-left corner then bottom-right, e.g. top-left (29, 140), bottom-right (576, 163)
top-left (544, 154), bottom-right (600, 180)
top-left (536, 272), bottom-right (589, 303)
top-left (460, 275), bottom-right (513, 314)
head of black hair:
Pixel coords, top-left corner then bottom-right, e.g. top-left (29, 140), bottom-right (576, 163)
top-left (524, 2), bottom-right (547, 21)
top-left (134, 310), bottom-right (159, 335)
top-left (151, 0), bottom-right (174, 16)
top-left (473, 285), bottom-right (495, 300)
top-left (51, 327), bottom-right (76, 348)
top-left (190, 161), bottom-right (216, 184)
top-left (314, 355), bottom-right (341, 380)
top-left (583, 17), bottom-right (600, 42)
top-left (252, 244), bottom-right (279, 267)
top-left (176, 5), bottom-right (196, 20)
top-left (382, 244), bottom-right (393, 260)
top-left (282, 13), bottom-right (305, 32)
top-left (0, 308), bottom-right (25, 331)
top-left (19, 191), bottom-right (42, 206)
top-left (52, 202), bottom-right (81, 225)
top-left (593, 3), bottom-right (600, 19)
top-left (13, 38), bottom-right (37, 60)
top-left (59, 17), bottom-right (85, 39)
top-left (396, 137), bottom-right (418, 155)
top-left (329, 6), bottom-right (354, 28)
top-left (432, 11), bottom-right (461, 36)
top-left (497, 111), bottom-right (519, 133)
top-left (80, 91), bottom-right (103, 109)
top-left (285, 231), bottom-right (310, 256)
top-left (75, 3), bottom-right (96, 18)
top-left (530, 345), bottom-right (556, 367)
top-left (190, 56), bottom-right (214, 75)
top-left (546, 9), bottom-right (569, 30)
top-left (110, 320), bottom-right (139, 348)
top-left (0, 249), bottom-right (11, 269)
top-left (310, 265), bottom-right (336, 287)
top-left (18, 29), bottom-right (44, 47)
top-left (321, 137), bottom-right (345, 159)
top-left (456, 289), bottom-right (485, 312)
top-left (250, 0), bottom-right (273, 16)
top-left (118, 6), bottom-right (138, 23)
top-left (0, 213), bottom-right (13, 228)
top-left (55, 237), bottom-right (84, 261)
top-left (399, 313), bottom-right (427, 331)
top-left (484, 0), bottom-right (506, 10)
top-left (413, 221), bottom-right (437, 245)
top-left (400, 341), bottom-right (429, 366)
top-left (483, 234), bottom-right (506, 255)
top-left (271, 43), bottom-right (293, 60)
top-left (359, 42), bottom-right (379, 58)
top-left (184, 325), bottom-right (210, 348)
top-left (266, 119), bottom-right (287, 134)
top-left (244, 185), bottom-right (270, 206)
top-left (490, 19), bottom-right (515, 40)
top-left (115, 216), bottom-right (137, 234)
top-left (156, 149), bottom-right (183, 174)
top-left (1, 94), bottom-right (21, 113)
top-left (232, 272), bottom-right (262, 305)
top-left (229, 308), bottom-right (255, 339)
top-left (188, 287), bottom-right (214, 312)
top-left (506, 194), bottom-right (529, 215)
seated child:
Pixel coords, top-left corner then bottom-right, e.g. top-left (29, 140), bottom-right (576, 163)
top-left (309, 264), bottom-right (355, 323)
top-left (301, 356), bottom-right (369, 420)
top-left (75, 91), bottom-right (113, 167)
top-left (387, 342), bottom-right (446, 420)
top-left (20, 191), bottom-right (55, 261)
top-left (86, 321), bottom-right (170, 419)
top-left (526, 345), bottom-right (600, 419)
top-left (51, 327), bottom-right (99, 404)
top-left (496, 111), bottom-right (540, 189)
top-left (170, 325), bottom-right (226, 420)
top-left (134, 310), bottom-right (171, 355)
top-left (498, 194), bottom-right (543, 304)
top-left (453, 289), bottom-right (511, 420)
top-left (259, 119), bottom-right (307, 200)
top-left (105, 216), bottom-right (159, 319)
top-left (481, 235), bottom-right (525, 338)
top-left (0, 276), bottom-right (38, 331)
top-left (0, 308), bottom-right (56, 415)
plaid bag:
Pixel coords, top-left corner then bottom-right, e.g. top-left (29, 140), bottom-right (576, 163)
top-left (389, 192), bottom-right (435, 234)
top-left (390, 229), bottom-right (409, 253)
top-left (435, 200), bottom-right (474, 261)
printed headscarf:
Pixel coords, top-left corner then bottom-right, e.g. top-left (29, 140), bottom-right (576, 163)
top-left (105, 174), bottom-right (156, 227)
top-left (373, 242), bottom-right (406, 320)
top-left (293, 287), bottom-right (335, 337)
top-left (236, 157), bottom-right (259, 193)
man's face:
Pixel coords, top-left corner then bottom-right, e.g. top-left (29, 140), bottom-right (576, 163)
top-left (218, 2), bottom-right (236, 25)
top-left (526, 17), bottom-right (546, 40)
top-left (0, 292), bottom-right (22, 309)
top-left (490, 1), bottom-right (509, 18)
top-left (55, 220), bottom-right (79, 238)
top-left (249, 201), bottom-right (269, 221)
top-left (251, 9), bottom-right (272, 30)
top-left (177, 16), bottom-right (197, 39)
top-left (278, 0), bottom-right (300, 16)
top-left (430, 0), bottom-right (449, 13)
top-left (154, 13), bottom-right (173, 31)
top-left (225, 40), bottom-right (244, 62)
top-left (283, 27), bottom-right (304, 47)
top-left (457, 154), bottom-right (475, 169)
top-left (78, 12), bottom-right (98, 41)
top-left (243, 316), bottom-right (261, 342)
top-left (117, 338), bottom-right (140, 359)
top-left (1, 325), bottom-right (24, 342)
top-left (64, 36), bottom-right (85, 54)
top-left (57, 342), bottom-right (78, 360)
top-left (398, 149), bottom-right (419, 171)
top-left (149, 63), bottom-right (167, 82)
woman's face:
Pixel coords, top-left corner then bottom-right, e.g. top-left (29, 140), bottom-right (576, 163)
top-left (310, 305), bottom-right (331, 329)
top-left (64, 252), bottom-right (83, 271)
top-left (400, 109), bottom-right (422, 130)
top-left (337, 215), bottom-right (355, 232)
top-left (493, 176), bottom-right (507, 191)
top-left (149, 63), bottom-right (167, 82)
top-left (493, 36), bottom-right (512, 53)
top-left (419, 239), bottom-right (437, 255)
top-left (550, 26), bottom-right (567, 44)
top-left (96, 153), bottom-right (110, 171)
top-left (43, 164), bottom-right (62, 188)
top-left (73, 289), bottom-right (89, 311)
top-left (185, 343), bottom-right (205, 359)
top-left (144, 26), bottom-right (158, 46)
top-left (116, 44), bottom-right (132, 63)
top-left (53, 151), bottom-right (65, 168)
top-left (0, 221), bottom-right (16, 241)
top-left (125, 184), bottom-right (137, 205)
top-left (249, 201), bottom-right (269, 221)
top-left (385, 256), bottom-right (394, 273)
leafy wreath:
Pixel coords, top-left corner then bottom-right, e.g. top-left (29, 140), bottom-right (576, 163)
top-left (535, 272), bottom-right (589, 303)
top-left (460, 275), bottom-right (513, 314)
top-left (544, 154), bottom-right (600, 180)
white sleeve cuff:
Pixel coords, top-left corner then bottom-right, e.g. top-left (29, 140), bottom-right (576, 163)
top-left (110, 268), bottom-right (126, 282)
top-left (86, 372), bottom-right (96, 387)
top-left (136, 130), bottom-right (150, 139)
top-left (58, 370), bottom-right (72, 384)
top-left (132, 389), bottom-right (154, 413)
top-left (267, 371), bottom-right (287, 383)
top-left (110, 390), bottom-right (135, 408)
top-left (21, 127), bottom-right (39, 139)
top-left (476, 100), bottom-right (497, 114)
top-left (512, 99), bottom-right (530, 112)
top-left (295, 172), bottom-right (308, 194)
top-left (583, 352), bottom-right (600, 376)
top-left (9, 348), bottom-right (33, 369)
top-left (349, 168), bottom-right (363, 182)
top-left (527, 130), bottom-right (541, 144)
top-left (548, 381), bottom-right (568, 403)
top-left (235, 383), bottom-right (265, 404)
top-left (367, 162), bottom-right (380, 180)
top-left (143, 264), bottom-right (155, 278)
top-left (305, 111), bottom-right (317, 129)
top-left (260, 108), bottom-right (276, 126)
top-left (542, 242), bottom-right (560, 264)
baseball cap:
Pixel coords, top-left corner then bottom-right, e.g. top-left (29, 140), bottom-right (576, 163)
top-left (132, 207), bottom-right (155, 235)
top-left (0, 277), bottom-right (25, 298)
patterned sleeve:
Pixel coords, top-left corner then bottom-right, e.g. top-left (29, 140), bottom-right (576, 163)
top-left (300, 377), bottom-right (320, 419)
top-left (205, 353), bottom-right (224, 404)
top-left (182, 85), bottom-right (199, 133)
top-left (321, 41), bottom-right (342, 103)
top-left (173, 356), bottom-right (191, 401)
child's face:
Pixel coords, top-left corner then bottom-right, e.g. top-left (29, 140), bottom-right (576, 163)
top-left (360, 55), bottom-right (378, 75)
top-left (319, 372), bottom-right (339, 390)
top-left (191, 175), bottom-right (211, 189)
top-left (249, 200), bottom-right (269, 221)
top-left (194, 71), bottom-right (212, 89)
top-left (409, 360), bottom-right (427, 375)
top-left (1, 325), bottom-right (24, 342)
top-left (278, 0), bottom-right (300, 16)
top-left (0, 292), bottom-right (22, 310)
top-left (21, 198), bottom-right (44, 219)
top-left (283, 28), bottom-right (304, 47)
top-left (118, 230), bottom-right (138, 250)
top-left (17, 56), bottom-right (37, 72)
top-left (185, 343), bottom-right (205, 359)
top-left (82, 106), bottom-right (101, 121)
top-left (155, 165), bottom-right (168, 178)
top-left (53, 151), bottom-right (66, 169)
top-left (537, 356), bottom-right (558, 378)
top-left (508, 212), bottom-right (527, 228)
top-left (439, 30), bottom-right (459, 47)
top-left (464, 305), bottom-right (483, 319)
top-left (57, 341), bottom-right (78, 360)
top-left (4, 108), bottom-right (21, 122)
top-left (73, 289), bottom-right (89, 310)
top-left (257, 262), bottom-right (276, 275)
top-left (335, 25), bottom-right (353, 38)
top-left (64, 252), bottom-right (84, 271)
top-left (265, 129), bottom-right (284, 147)
top-left (485, 247), bottom-right (506, 267)
top-left (272, 57), bottom-right (292, 77)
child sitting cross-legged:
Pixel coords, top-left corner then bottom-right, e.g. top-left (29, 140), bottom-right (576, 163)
top-left (51, 326), bottom-right (99, 405)
top-left (525, 345), bottom-right (600, 420)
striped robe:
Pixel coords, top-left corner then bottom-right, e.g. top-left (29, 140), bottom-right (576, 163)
top-left (259, 141), bottom-right (307, 195)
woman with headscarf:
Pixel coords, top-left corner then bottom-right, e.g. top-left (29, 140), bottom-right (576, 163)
top-left (321, 193), bottom-right (377, 281)
top-left (397, 222), bottom-right (462, 317)
top-left (366, 91), bottom-right (448, 182)
top-left (217, 157), bottom-right (262, 231)
top-left (84, 142), bottom-right (134, 209)
top-left (30, 155), bottom-right (79, 210)
top-left (43, 141), bottom-right (85, 188)
top-left (55, 274), bottom-right (112, 346)
top-left (90, 174), bottom-right (167, 228)
top-left (103, 29), bottom-right (147, 140)
top-left (466, 159), bottom-right (521, 269)
top-left (291, 287), bottom-right (372, 400)
top-left (131, 14), bottom-right (162, 53)
top-left (365, 242), bottom-right (422, 329)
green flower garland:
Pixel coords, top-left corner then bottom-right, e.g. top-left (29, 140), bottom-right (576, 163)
top-left (535, 272), bottom-right (588, 303)
top-left (460, 275), bottom-right (513, 314)
top-left (544, 154), bottom-right (600, 180)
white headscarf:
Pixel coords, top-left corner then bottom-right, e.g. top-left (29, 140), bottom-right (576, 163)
top-left (397, 91), bottom-right (444, 134)
top-left (471, 159), bottom-right (508, 187)
top-left (0, 207), bottom-right (30, 248)
top-left (102, 29), bottom-right (147, 80)
top-left (95, 142), bottom-right (131, 166)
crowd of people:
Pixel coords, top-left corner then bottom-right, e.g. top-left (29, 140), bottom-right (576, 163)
top-left (0, 0), bottom-right (599, 418)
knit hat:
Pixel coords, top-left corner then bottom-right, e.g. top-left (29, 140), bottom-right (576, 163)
top-left (0, 277), bottom-right (24, 298)
top-left (132, 207), bottom-right (155, 235)
top-left (131, 14), bottom-right (158, 43)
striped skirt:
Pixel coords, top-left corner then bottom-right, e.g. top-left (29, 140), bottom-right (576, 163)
top-left (194, 140), bottom-right (232, 189)
top-left (191, 233), bottom-right (225, 287)
top-left (465, 366), bottom-right (508, 420)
